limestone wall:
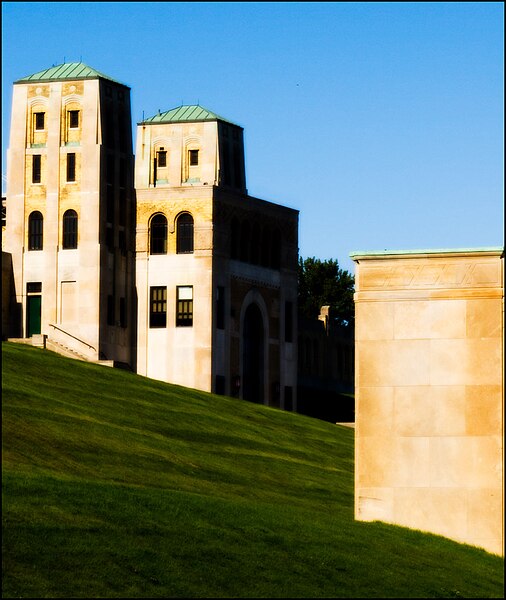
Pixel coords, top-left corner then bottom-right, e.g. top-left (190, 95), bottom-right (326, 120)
top-left (351, 248), bottom-right (504, 556)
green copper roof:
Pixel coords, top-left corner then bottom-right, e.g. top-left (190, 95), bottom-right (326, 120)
top-left (15, 62), bottom-right (127, 86)
top-left (140, 105), bottom-right (239, 126)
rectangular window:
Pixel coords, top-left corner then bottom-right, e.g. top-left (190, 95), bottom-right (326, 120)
top-left (216, 286), bottom-right (225, 330)
top-left (215, 375), bottom-right (226, 395)
top-left (32, 155), bottom-right (41, 183)
top-left (150, 286), bottom-right (167, 328)
top-left (189, 149), bottom-right (199, 166)
top-left (285, 301), bottom-right (293, 343)
top-left (27, 282), bottom-right (42, 294)
top-left (69, 110), bottom-right (79, 129)
top-left (34, 112), bottom-right (45, 130)
top-left (157, 150), bottom-right (167, 168)
top-left (176, 286), bottom-right (193, 327)
top-left (67, 153), bottom-right (76, 182)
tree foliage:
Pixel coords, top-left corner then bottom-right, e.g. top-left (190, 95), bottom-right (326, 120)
top-left (297, 256), bottom-right (355, 327)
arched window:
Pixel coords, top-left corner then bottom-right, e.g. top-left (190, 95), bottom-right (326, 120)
top-left (62, 209), bottom-right (78, 249)
top-left (150, 213), bottom-right (168, 254)
top-left (176, 213), bottom-right (194, 254)
top-left (28, 211), bottom-right (43, 250)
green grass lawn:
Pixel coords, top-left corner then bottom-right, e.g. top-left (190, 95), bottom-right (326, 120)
top-left (2, 341), bottom-right (504, 598)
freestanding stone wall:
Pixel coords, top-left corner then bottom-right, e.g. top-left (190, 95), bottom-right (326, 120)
top-left (351, 248), bottom-right (504, 556)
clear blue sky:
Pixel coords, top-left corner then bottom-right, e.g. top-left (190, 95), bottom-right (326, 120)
top-left (2, 2), bottom-right (503, 273)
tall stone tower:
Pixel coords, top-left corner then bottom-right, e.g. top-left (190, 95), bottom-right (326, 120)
top-left (135, 106), bottom-right (299, 408)
top-left (4, 63), bottom-right (136, 365)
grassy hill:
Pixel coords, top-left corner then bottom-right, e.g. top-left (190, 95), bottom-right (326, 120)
top-left (2, 341), bottom-right (503, 598)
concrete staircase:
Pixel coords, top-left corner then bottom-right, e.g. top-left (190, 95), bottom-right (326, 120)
top-left (7, 335), bottom-right (114, 368)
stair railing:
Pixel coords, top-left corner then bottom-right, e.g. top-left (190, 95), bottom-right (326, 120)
top-left (48, 324), bottom-right (97, 354)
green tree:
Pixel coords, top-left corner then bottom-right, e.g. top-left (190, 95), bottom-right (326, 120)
top-left (297, 256), bottom-right (355, 327)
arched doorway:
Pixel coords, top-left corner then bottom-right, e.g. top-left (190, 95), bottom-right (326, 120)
top-left (242, 303), bottom-right (264, 403)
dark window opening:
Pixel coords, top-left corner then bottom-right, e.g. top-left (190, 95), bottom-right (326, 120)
top-left (189, 149), bottom-right (199, 166)
top-left (157, 149), bottom-right (167, 168)
top-left (62, 209), bottom-right (78, 249)
top-left (176, 286), bottom-right (193, 327)
top-left (27, 282), bottom-right (42, 293)
top-left (35, 112), bottom-right (45, 130)
top-left (150, 286), bottom-right (167, 328)
top-left (28, 211), bottom-right (43, 250)
top-left (176, 213), bottom-right (194, 254)
top-left (150, 214), bottom-right (167, 254)
top-left (215, 375), bottom-right (226, 395)
top-left (67, 153), bottom-right (76, 182)
top-left (32, 155), bottom-right (41, 183)
top-left (69, 110), bottom-right (79, 128)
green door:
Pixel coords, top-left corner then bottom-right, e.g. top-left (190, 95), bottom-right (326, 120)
top-left (27, 295), bottom-right (41, 337)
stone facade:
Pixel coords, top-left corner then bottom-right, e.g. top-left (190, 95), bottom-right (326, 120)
top-left (351, 248), bottom-right (504, 556)
top-left (4, 68), bottom-right (136, 364)
top-left (4, 64), bottom-right (299, 409)
top-left (135, 113), bottom-right (298, 406)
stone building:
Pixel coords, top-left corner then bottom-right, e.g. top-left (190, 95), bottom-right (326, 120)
top-left (351, 247), bottom-right (504, 556)
top-left (3, 63), bottom-right (299, 409)
top-left (134, 105), bottom-right (298, 405)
